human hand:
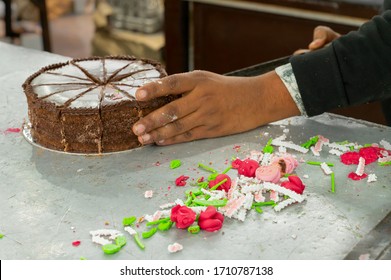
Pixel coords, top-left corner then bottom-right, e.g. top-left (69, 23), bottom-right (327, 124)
top-left (132, 70), bottom-right (300, 145)
top-left (294, 25), bottom-right (341, 55)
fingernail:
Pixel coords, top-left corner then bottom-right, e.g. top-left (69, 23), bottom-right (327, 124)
top-left (133, 124), bottom-right (145, 135)
top-left (141, 134), bottom-right (151, 143)
top-left (136, 89), bottom-right (147, 100)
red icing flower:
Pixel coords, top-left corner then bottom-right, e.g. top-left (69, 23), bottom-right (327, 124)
top-left (340, 152), bottom-right (360, 165)
top-left (232, 159), bottom-right (259, 177)
top-left (281, 175), bottom-right (305, 194)
top-left (170, 205), bottom-right (196, 229)
top-left (175, 175), bottom-right (189, 186)
top-left (198, 206), bottom-right (224, 232)
top-left (358, 147), bottom-right (380, 165)
top-left (348, 172), bottom-right (368, 181)
top-left (208, 174), bottom-right (232, 192)
top-left (341, 146), bottom-right (389, 166)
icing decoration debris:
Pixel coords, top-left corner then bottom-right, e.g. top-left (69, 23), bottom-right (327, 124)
top-left (88, 133), bottom-right (390, 255)
top-left (102, 243), bottom-right (121, 254)
top-left (124, 226), bottom-right (137, 236)
top-left (320, 162), bottom-right (333, 175)
top-left (90, 229), bottom-right (123, 246)
top-left (188, 225), bottom-right (201, 234)
top-left (170, 159), bottom-right (182, 169)
top-left (142, 227), bottom-right (157, 239)
top-left (348, 172), bottom-right (368, 181)
top-left (263, 138), bottom-right (274, 154)
top-left (198, 163), bottom-right (218, 173)
top-left (232, 158), bottom-right (259, 177)
top-left (0, 233), bottom-right (4, 239)
top-left (175, 175), bottom-right (189, 186)
top-left (123, 216), bottom-right (137, 226)
top-left (144, 190), bottom-right (153, 198)
top-left (4, 127), bottom-right (21, 134)
top-left (301, 135), bottom-right (319, 149)
top-left (272, 139), bottom-right (309, 153)
top-left (168, 242), bottom-right (183, 253)
top-left (255, 164), bottom-right (281, 183)
top-left (355, 157), bottom-right (366, 176)
top-left (280, 176), bottom-right (305, 194)
top-left (208, 174), bottom-right (231, 192)
top-left (134, 232), bottom-right (145, 250)
top-left (367, 174), bottom-right (377, 183)
top-left (331, 172), bottom-right (336, 193)
top-left (170, 205), bottom-right (197, 229)
top-left (380, 139), bottom-right (391, 150)
top-left (198, 206), bottom-right (224, 232)
top-left (72, 240), bottom-right (81, 247)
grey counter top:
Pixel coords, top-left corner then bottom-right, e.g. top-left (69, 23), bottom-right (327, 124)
top-left (0, 42), bottom-right (390, 260)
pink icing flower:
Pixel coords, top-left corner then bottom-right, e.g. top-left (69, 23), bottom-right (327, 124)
top-left (271, 155), bottom-right (298, 174)
top-left (255, 163), bottom-right (281, 183)
top-left (208, 174), bottom-right (232, 192)
top-left (170, 205), bottom-right (196, 229)
top-left (281, 175), bottom-right (305, 194)
top-left (175, 175), bottom-right (189, 186)
top-left (232, 158), bottom-right (259, 177)
top-left (198, 206), bottom-right (224, 232)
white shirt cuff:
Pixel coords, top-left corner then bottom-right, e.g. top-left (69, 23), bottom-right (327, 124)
top-left (275, 63), bottom-right (308, 117)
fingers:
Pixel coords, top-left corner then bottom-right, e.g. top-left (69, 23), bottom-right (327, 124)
top-left (137, 115), bottom-right (206, 146)
top-left (309, 26), bottom-right (341, 50)
top-left (132, 90), bottom-right (201, 143)
top-left (135, 71), bottom-right (202, 101)
top-left (293, 48), bottom-right (310, 55)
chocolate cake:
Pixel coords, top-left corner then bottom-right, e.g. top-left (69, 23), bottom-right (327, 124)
top-left (23, 56), bottom-right (175, 154)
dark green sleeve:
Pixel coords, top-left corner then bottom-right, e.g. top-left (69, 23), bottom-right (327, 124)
top-left (290, 8), bottom-right (391, 117)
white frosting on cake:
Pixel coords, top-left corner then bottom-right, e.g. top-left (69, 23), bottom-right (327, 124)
top-left (30, 58), bottom-right (161, 109)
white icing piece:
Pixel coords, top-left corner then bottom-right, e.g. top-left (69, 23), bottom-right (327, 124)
top-left (355, 157), bottom-right (366, 176)
top-left (367, 174), bottom-right (377, 183)
top-left (271, 139), bottom-right (309, 154)
top-left (380, 139), bottom-right (391, 150)
top-left (320, 162), bottom-right (333, 175)
top-left (144, 190), bottom-right (153, 198)
top-left (168, 242), bottom-right (183, 253)
top-left (274, 198), bottom-right (296, 212)
top-left (89, 229), bottom-right (123, 245)
top-left (329, 149), bottom-right (343, 156)
top-left (124, 226), bottom-right (137, 236)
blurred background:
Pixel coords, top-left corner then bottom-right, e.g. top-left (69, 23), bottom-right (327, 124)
top-left (0, 0), bottom-right (384, 74)
top-left (0, 0), bottom-right (386, 124)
